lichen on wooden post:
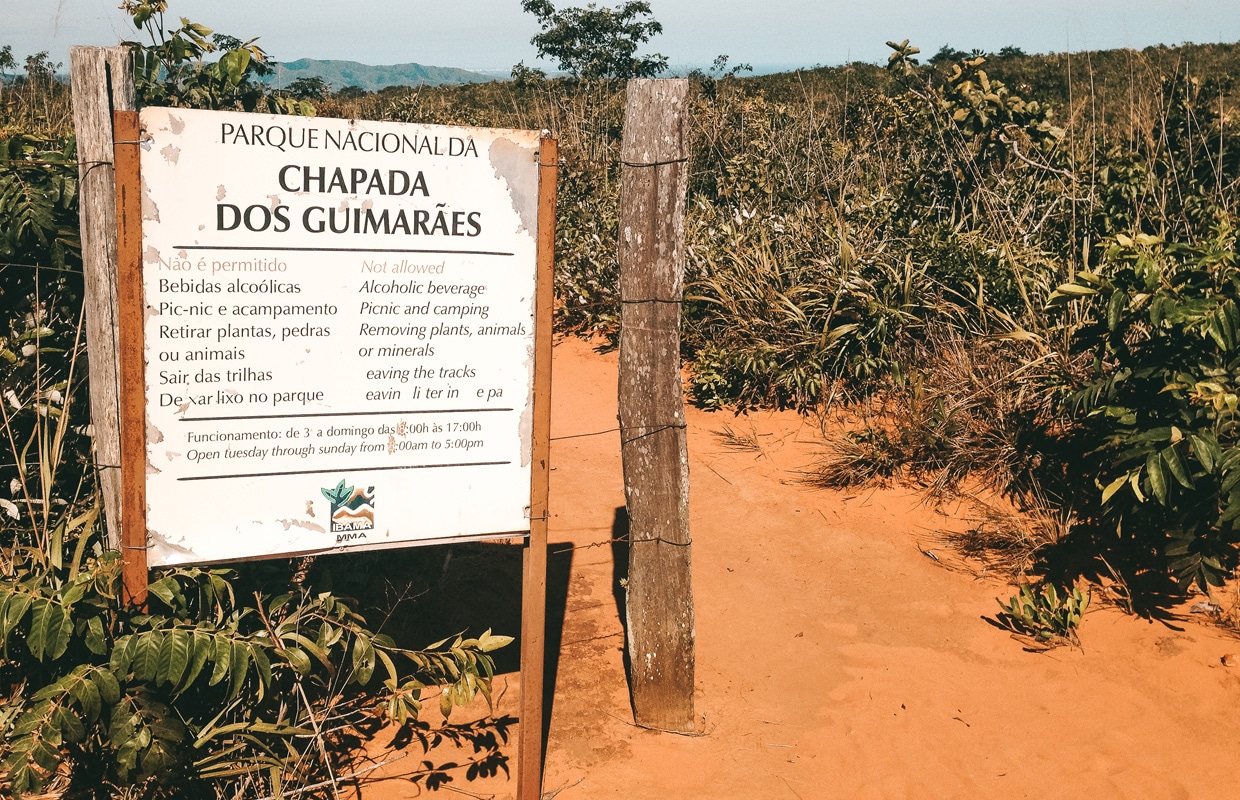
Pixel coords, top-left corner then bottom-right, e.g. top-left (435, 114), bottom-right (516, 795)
top-left (618, 77), bottom-right (695, 733)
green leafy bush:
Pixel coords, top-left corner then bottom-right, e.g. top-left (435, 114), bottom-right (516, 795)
top-left (121, 0), bottom-right (313, 114)
top-left (0, 133), bottom-right (79, 271)
top-left (0, 537), bottom-right (510, 796)
top-left (1050, 227), bottom-right (1240, 590)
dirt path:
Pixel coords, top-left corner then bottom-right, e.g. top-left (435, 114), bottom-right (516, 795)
top-left (360, 336), bottom-right (1240, 800)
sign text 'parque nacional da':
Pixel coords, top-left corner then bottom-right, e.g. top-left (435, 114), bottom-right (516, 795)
top-left (138, 108), bottom-right (544, 566)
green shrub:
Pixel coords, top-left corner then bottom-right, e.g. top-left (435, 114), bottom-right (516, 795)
top-left (1050, 226), bottom-right (1240, 590)
top-left (996, 582), bottom-right (1090, 646)
top-left (0, 537), bottom-right (509, 796)
top-left (122, 0), bottom-right (313, 114)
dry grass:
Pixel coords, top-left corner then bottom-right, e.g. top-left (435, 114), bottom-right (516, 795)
top-left (934, 495), bottom-right (1068, 579)
top-left (807, 323), bottom-right (1079, 579)
top-left (713, 423), bottom-right (765, 453)
top-left (810, 324), bottom-right (1065, 495)
top-left (0, 77), bottom-right (74, 138)
top-left (1190, 583), bottom-right (1240, 640)
top-left (809, 423), bottom-right (904, 488)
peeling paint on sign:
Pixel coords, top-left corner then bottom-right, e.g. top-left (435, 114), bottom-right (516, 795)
top-left (488, 137), bottom-right (539, 233)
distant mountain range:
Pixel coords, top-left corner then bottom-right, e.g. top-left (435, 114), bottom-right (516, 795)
top-left (263, 59), bottom-right (496, 92)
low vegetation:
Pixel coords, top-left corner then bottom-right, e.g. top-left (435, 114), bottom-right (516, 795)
top-left (330, 34), bottom-right (1238, 633)
top-left (1, 6), bottom-right (508, 797)
top-left (995, 582), bottom-right (1090, 648)
top-left (3, 0), bottom-right (1240, 791)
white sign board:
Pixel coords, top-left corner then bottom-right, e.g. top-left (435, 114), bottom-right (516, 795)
top-left (137, 108), bottom-right (542, 566)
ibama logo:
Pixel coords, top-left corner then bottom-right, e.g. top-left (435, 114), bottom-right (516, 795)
top-left (321, 479), bottom-right (374, 542)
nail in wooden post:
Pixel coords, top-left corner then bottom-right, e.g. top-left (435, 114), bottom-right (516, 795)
top-left (517, 134), bottom-right (557, 800)
top-left (618, 79), bottom-right (695, 732)
top-left (113, 109), bottom-right (148, 608)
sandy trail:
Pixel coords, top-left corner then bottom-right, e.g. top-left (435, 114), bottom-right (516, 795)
top-left (359, 336), bottom-right (1240, 800)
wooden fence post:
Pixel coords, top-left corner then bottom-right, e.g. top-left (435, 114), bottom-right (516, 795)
top-left (69, 46), bottom-right (134, 551)
top-left (517, 133), bottom-right (557, 800)
top-left (618, 78), bottom-right (695, 733)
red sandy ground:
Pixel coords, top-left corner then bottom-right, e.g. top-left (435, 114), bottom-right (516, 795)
top-left (357, 336), bottom-right (1240, 800)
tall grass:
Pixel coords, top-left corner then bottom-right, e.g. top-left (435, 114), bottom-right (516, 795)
top-left (0, 53), bottom-right (74, 137)
top-left (0, 38), bottom-right (1238, 792)
top-left (317, 43), bottom-right (1227, 593)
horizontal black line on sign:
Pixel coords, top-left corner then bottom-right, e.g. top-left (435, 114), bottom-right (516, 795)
top-left (178, 461), bottom-right (511, 481)
top-left (173, 245), bottom-right (515, 256)
top-left (180, 408), bottom-right (514, 422)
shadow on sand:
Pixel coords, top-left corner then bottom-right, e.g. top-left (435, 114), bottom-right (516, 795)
top-left (313, 538), bottom-right (573, 794)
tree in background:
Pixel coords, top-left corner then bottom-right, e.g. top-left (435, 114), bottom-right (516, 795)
top-left (335, 84), bottom-right (369, 100)
top-left (930, 44), bottom-right (968, 64)
top-left (0, 45), bottom-right (16, 78)
top-left (520, 0), bottom-right (668, 79)
top-left (284, 75), bottom-right (331, 101)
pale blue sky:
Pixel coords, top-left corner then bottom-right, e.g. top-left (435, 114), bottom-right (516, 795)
top-left (3, 0), bottom-right (1238, 74)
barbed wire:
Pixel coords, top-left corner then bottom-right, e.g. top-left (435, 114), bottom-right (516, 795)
top-left (0, 260), bottom-right (82, 274)
top-left (0, 158), bottom-right (81, 167)
top-left (620, 156), bottom-right (688, 168)
top-left (551, 426), bottom-right (619, 441)
top-left (551, 531), bottom-right (691, 552)
top-left (551, 422), bottom-right (686, 444)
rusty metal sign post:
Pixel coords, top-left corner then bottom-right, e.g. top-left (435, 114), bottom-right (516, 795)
top-left (109, 105), bottom-right (555, 799)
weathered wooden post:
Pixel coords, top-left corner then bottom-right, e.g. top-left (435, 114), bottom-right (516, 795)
top-left (618, 78), bottom-right (694, 732)
top-left (517, 132), bottom-right (558, 800)
top-left (69, 46), bottom-right (134, 552)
